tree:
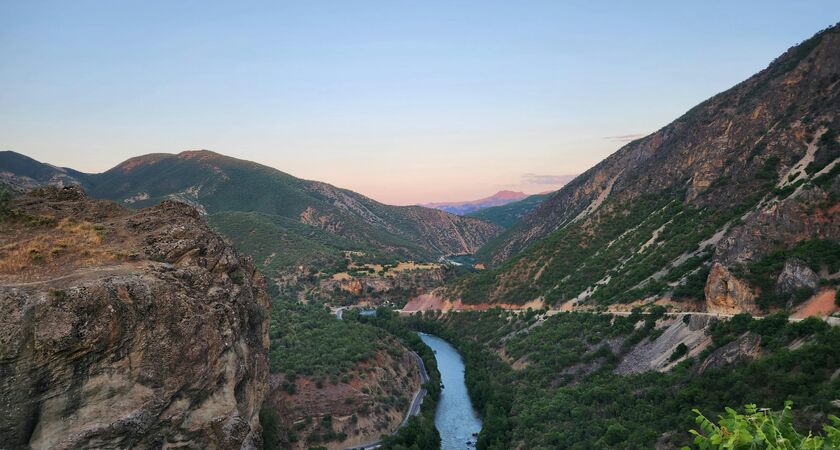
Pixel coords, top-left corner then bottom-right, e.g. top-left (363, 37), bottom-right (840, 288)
top-left (604, 423), bottom-right (629, 445)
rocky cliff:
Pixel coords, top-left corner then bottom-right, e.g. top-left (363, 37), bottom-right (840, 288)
top-left (456, 23), bottom-right (840, 313)
top-left (0, 186), bottom-right (270, 449)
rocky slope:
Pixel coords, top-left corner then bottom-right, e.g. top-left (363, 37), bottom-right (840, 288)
top-left (0, 151), bottom-right (86, 193)
top-left (320, 261), bottom-right (452, 308)
top-left (266, 347), bottom-right (421, 450)
top-left (0, 186), bottom-right (270, 449)
top-left (457, 23), bottom-right (840, 313)
top-left (0, 151), bottom-right (502, 280)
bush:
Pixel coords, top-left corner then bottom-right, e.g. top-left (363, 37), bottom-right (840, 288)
top-left (604, 423), bottom-right (629, 445)
top-left (755, 156), bottom-right (781, 180)
top-left (688, 402), bottom-right (840, 449)
top-left (669, 343), bottom-right (689, 362)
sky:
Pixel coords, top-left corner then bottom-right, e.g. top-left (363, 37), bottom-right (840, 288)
top-left (1, 1), bottom-right (838, 205)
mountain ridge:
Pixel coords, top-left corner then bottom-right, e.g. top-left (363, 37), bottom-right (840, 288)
top-left (0, 149), bottom-right (503, 280)
top-left (450, 22), bottom-right (840, 314)
top-left (421, 189), bottom-right (529, 215)
top-left (465, 192), bottom-right (553, 228)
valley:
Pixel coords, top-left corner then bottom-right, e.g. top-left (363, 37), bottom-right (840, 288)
top-left (2, 17), bottom-right (840, 450)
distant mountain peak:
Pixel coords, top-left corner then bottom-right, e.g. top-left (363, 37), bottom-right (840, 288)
top-left (422, 190), bottom-right (530, 215)
top-left (0, 149), bottom-right (503, 277)
top-left (113, 153), bottom-right (172, 173)
top-left (490, 190), bottom-right (527, 199)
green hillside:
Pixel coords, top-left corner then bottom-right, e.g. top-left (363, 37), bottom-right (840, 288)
top-left (396, 310), bottom-right (840, 449)
top-left (1, 150), bottom-right (501, 279)
top-left (466, 192), bottom-right (551, 228)
top-left (455, 24), bottom-right (840, 311)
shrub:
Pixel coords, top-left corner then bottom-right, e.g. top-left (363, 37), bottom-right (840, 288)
top-left (687, 402), bottom-right (840, 449)
top-left (755, 156), bottom-right (781, 180)
top-left (669, 343), bottom-right (689, 362)
top-left (604, 423), bottom-right (629, 445)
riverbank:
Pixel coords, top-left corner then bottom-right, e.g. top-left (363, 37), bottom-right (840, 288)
top-left (397, 306), bottom-right (840, 448)
top-left (347, 351), bottom-right (430, 450)
top-left (418, 333), bottom-right (482, 450)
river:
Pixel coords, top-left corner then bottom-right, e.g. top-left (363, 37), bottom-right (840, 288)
top-left (418, 333), bottom-right (483, 450)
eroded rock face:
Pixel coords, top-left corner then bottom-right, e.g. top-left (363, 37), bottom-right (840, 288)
top-left (704, 263), bottom-right (757, 314)
top-left (695, 332), bottom-right (762, 375)
top-left (776, 258), bottom-right (820, 295)
top-left (0, 187), bottom-right (270, 449)
top-left (715, 187), bottom-right (840, 269)
top-left (267, 347), bottom-right (421, 450)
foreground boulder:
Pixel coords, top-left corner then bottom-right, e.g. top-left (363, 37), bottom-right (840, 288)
top-left (0, 186), bottom-right (270, 449)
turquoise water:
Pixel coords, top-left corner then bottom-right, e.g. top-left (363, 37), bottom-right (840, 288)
top-left (419, 333), bottom-right (483, 450)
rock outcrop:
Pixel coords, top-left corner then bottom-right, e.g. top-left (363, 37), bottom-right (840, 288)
top-left (704, 263), bottom-right (758, 314)
top-left (776, 258), bottom-right (820, 295)
top-left (615, 315), bottom-right (713, 375)
top-left (267, 347), bottom-right (421, 450)
top-left (695, 332), bottom-right (762, 375)
top-left (0, 186), bottom-right (270, 449)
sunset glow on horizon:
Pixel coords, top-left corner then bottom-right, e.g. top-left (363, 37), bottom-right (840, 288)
top-left (2, 1), bottom-right (837, 205)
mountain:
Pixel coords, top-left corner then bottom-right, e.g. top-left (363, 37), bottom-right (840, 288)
top-left (421, 190), bottom-right (528, 215)
top-left (454, 23), bottom-right (840, 313)
top-left (466, 192), bottom-right (553, 228)
top-left (0, 150), bottom-right (502, 278)
top-left (0, 186), bottom-right (270, 448)
top-left (0, 151), bottom-right (87, 192)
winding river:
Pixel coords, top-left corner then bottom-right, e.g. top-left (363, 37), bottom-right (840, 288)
top-left (418, 333), bottom-right (483, 450)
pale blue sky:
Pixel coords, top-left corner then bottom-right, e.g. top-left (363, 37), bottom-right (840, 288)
top-left (1, 1), bottom-right (838, 204)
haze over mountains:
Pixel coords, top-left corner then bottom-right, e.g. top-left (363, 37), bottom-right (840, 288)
top-left (465, 192), bottom-right (553, 228)
top-left (421, 190), bottom-right (529, 215)
top-left (3, 22), bottom-right (840, 320)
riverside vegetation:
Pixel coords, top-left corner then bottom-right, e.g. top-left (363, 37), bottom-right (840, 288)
top-left (260, 299), bottom-right (441, 450)
top-left (388, 309), bottom-right (840, 449)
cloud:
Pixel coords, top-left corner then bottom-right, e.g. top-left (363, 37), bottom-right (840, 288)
top-left (603, 133), bottom-right (646, 142)
top-left (521, 173), bottom-right (577, 185)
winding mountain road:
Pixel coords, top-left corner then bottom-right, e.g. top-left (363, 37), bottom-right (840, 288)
top-left (402, 351), bottom-right (429, 425)
top-left (559, 310), bottom-right (839, 325)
